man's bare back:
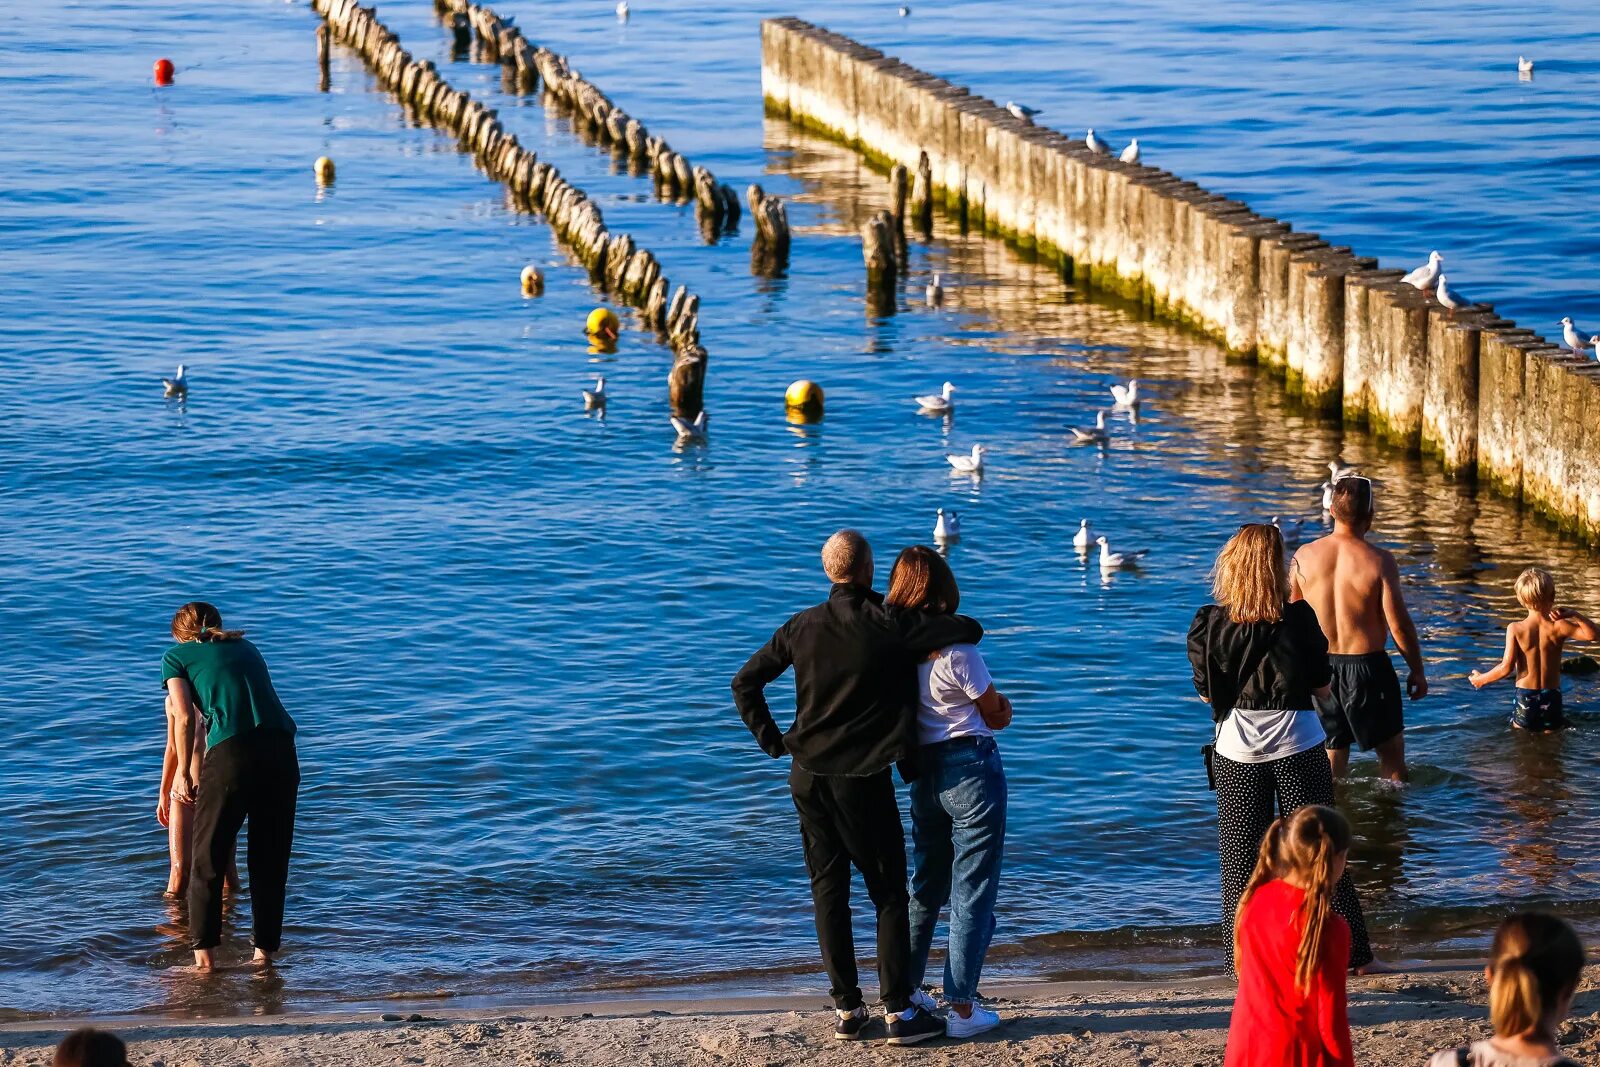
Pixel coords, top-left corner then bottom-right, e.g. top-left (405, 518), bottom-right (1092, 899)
top-left (1290, 532), bottom-right (1393, 656)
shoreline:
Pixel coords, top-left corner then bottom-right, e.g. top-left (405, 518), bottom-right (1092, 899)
top-left (10, 963), bottom-right (1599, 1066)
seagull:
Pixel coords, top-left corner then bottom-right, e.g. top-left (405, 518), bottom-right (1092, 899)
top-left (162, 364), bottom-right (187, 397)
top-left (671, 409), bottom-right (707, 442)
top-left (899, 4), bottom-right (910, 15)
top-left (926, 272), bottom-right (944, 307)
top-left (1073, 518), bottom-right (1093, 552)
top-left (1436, 275), bottom-right (1465, 315)
top-left (934, 507), bottom-right (960, 543)
top-left (1560, 317), bottom-right (1587, 352)
top-left (1320, 481), bottom-right (1335, 511)
top-left (947, 443), bottom-right (986, 474)
top-left (1096, 536), bottom-right (1148, 571)
top-left (1085, 128), bottom-right (1109, 156)
top-left (916, 381), bottom-right (957, 415)
top-left (1518, 56), bottom-right (1534, 74)
top-left (1401, 251), bottom-right (1443, 292)
top-left (1119, 139), bottom-right (1140, 164)
top-left (1328, 460), bottom-right (1358, 482)
top-left (1110, 379), bottom-right (1139, 408)
top-left (582, 375), bottom-right (606, 410)
top-left (1589, 336), bottom-right (1600, 359)
top-left (1069, 410), bottom-right (1109, 444)
top-left (1005, 101), bottom-right (1040, 124)
top-left (615, 0), bottom-right (629, 19)
top-left (1272, 515), bottom-right (1305, 540)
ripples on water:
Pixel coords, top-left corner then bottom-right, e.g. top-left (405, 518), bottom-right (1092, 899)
top-left (2, 0), bottom-right (1599, 1020)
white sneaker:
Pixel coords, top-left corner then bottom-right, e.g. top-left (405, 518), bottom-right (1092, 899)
top-left (910, 988), bottom-right (941, 1015)
top-left (945, 1003), bottom-right (1000, 1039)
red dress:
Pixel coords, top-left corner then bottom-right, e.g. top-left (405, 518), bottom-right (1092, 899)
top-left (1224, 879), bottom-right (1354, 1067)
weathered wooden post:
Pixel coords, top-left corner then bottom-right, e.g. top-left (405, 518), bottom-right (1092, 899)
top-left (450, 13), bottom-right (471, 58)
top-left (316, 23), bottom-right (331, 90)
top-left (909, 150), bottom-right (934, 236)
top-left (747, 184), bottom-right (791, 276)
top-left (1422, 307), bottom-right (1496, 476)
top-left (669, 342), bottom-right (707, 420)
top-left (889, 162), bottom-right (908, 230)
top-left (862, 208), bottom-right (898, 315)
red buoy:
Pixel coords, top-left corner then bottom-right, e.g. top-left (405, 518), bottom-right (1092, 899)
top-left (153, 58), bottom-right (175, 85)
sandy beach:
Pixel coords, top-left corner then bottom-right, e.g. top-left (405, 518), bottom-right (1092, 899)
top-left (5, 966), bottom-right (1599, 1066)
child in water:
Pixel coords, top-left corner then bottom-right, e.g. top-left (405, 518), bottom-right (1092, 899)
top-left (1223, 806), bottom-right (1355, 1067)
top-left (1426, 912), bottom-right (1586, 1067)
top-left (1469, 568), bottom-right (1598, 731)
top-left (158, 640), bottom-right (239, 898)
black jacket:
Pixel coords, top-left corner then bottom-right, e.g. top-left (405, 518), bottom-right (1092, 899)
top-left (1187, 600), bottom-right (1331, 722)
top-left (731, 584), bottom-right (983, 776)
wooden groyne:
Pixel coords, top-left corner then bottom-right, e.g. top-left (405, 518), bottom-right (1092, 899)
top-left (311, 0), bottom-right (708, 415)
top-left (761, 18), bottom-right (1600, 541)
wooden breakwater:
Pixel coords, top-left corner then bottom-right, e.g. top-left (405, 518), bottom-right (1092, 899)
top-left (432, 0), bottom-right (795, 273)
top-left (311, 0), bottom-right (709, 416)
top-left (761, 18), bottom-right (1600, 541)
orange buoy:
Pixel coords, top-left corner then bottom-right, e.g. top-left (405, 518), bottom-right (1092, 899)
top-left (153, 58), bottom-right (176, 85)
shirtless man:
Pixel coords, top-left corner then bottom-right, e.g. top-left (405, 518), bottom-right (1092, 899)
top-left (1290, 477), bottom-right (1427, 782)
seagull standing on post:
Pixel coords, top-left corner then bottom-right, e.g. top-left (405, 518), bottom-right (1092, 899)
top-left (1560, 317), bottom-right (1587, 353)
top-left (1085, 128), bottom-right (1109, 156)
top-left (1401, 251), bottom-right (1443, 293)
top-left (1119, 139), bottom-right (1140, 164)
top-left (1005, 101), bottom-right (1040, 124)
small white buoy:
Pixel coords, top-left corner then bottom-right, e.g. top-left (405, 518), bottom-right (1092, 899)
top-left (521, 264), bottom-right (544, 296)
top-left (314, 156), bottom-right (336, 184)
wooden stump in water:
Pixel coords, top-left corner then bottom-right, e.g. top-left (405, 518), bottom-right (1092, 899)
top-left (889, 163), bottom-right (908, 230)
top-left (747, 184), bottom-right (790, 276)
top-left (669, 342), bottom-right (707, 420)
top-left (862, 209), bottom-right (898, 313)
top-left (909, 150), bottom-right (934, 236)
top-left (316, 23), bottom-right (331, 90)
top-left (450, 13), bottom-right (471, 58)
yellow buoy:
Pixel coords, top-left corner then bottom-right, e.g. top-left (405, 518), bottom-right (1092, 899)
top-left (785, 379), bottom-right (824, 420)
top-left (586, 307), bottom-right (619, 339)
top-left (314, 156), bottom-right (336, 184)
top-left (521, 265), bottom-right (544, 296)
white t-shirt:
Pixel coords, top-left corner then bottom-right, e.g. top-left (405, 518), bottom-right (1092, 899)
top-left (1427, 1041), bottom-right (1579, 1067)
top-left (1214, 708), bottom-right (1326, 763)
top-left (916, 644), bottom-right (994, 745)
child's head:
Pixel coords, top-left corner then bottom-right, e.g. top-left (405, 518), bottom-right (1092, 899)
top-left (170, 601), bottom-right (243, 643)
top-left (1237, 805), bottom-right (1352, 990)
top-left (54, 1028), bottom-right (128, 1067)
top-left (1515, 568), bottom-right (1557, 614)
top-left (1487, 912), bottom-right (1585, 1040)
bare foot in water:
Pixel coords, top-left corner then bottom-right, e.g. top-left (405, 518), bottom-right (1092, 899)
top-left (1353, 958), bottom-right (1393, 975)
top-left (253, 948), bottom-right (275, 967)
top-left (193, 949), bottom-right (215, 971)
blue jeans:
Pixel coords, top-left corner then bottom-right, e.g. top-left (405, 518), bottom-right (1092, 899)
top-left (906, 735), bottom-right (1007, 1003)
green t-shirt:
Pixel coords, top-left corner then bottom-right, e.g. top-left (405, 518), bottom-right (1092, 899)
top-left (160, 638), bottom-right (297, 749)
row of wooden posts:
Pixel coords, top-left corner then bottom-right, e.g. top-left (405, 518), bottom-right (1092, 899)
top-left (429, 0), bottom-right (791, 275)
top-left (312, 0), bottom-right (708, 416)
top-left (762, 17), bottom-right (1600, 542)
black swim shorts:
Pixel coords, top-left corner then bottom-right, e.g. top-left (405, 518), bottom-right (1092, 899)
top-left (1321, 651), bottom-right (1405, 751)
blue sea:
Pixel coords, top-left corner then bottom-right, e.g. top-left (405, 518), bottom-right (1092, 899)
top-left (3, 0), bottom-right (1599, 1019)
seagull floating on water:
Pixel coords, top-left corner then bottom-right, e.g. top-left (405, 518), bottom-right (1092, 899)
top-left (1272, 515), bottom-right (1305, 540)
top-left (916, 381), bottom-right (957, 415)
top-left (583, 375), bottom-right (606, 410)
top-left (1096, 536), bottom-right (1149, 571)
top-left (1320, 481), bottom-right (1336, 511)
top-left (162, 364), bottom-right (187, 397)
top-left (1073, 518), bottom-right (1093, 552)
top-left (1084, 128), bottom-right (1110, 156)
top-left (899, 4), bottom-right (910, 15)
top-left (1401, 251), bottom-right (1443, 292)
top-left (671, 409), bottom-right (707, 442)
top-left (1119, 139), bottom-right (1140, 164)
top-left (1110, 379), bottom-right (1139, 408)
top-left (1069, 410), bottom-right (1109, 444)
top-left (1560, 317), bottom-right (1588, 353)
top-left (1328, 460), bottom-right (1358, 483)
top-left (947, 443), bottom-right (986, 474)
top-left (615, 0), bottom-right (629, 20)
top-left (1005, 101), bottom-right (1040, 124)
top-left (1518, 56), bottom-right (1534, 74)
top-left (934, 507), bottom-right (960, 543)
top-left (1436, 275), bottom-right (1465, 315)
top-left (926, 272), bottom-right (944, 307)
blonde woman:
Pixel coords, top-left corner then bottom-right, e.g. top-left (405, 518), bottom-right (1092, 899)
top-left (1187, 524), bottom-right (1376, 973)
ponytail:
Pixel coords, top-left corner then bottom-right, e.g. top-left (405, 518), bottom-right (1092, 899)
top-left (1237, 806), bottom-right (1352, 991)
top-left (170, 601), bottom-right (245, 643)
top-left (1488, 913), bottom-right (1585, 1040)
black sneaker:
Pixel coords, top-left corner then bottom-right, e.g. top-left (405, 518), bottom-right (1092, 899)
top-left (834, 1006), bottom-right (870, 1040)
top-left (885, 1005), bottom-right (946, 1046)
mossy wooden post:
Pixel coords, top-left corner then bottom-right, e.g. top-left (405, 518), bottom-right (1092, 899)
top-left (1422, 307), bottom-right (1494, 476)
top-left (747, 184), bottom-right (790, 277)
top-left (1477, 329), bottom-right (1538, 500)
top-left (669, 342), bottom-right (707, 420)
top-left (1341, 269), bottom-right (1405, 426)
top-left (450, 12), bottom-right (471, 58)
top-left (316, 23), bottom-right (332, 90)
top-left (862, 208), bottom-right (898, 315)
top-left (889, 162), bottom-right (908, 230)
top-left (909, 150), bottom-right (934, 236)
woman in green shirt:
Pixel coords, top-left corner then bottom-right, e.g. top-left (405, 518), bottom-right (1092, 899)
top-left (161, 602), bottom-right (299, 970)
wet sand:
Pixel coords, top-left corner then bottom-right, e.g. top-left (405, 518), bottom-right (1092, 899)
top-left (4, 966), bottom-right (1600, 1066)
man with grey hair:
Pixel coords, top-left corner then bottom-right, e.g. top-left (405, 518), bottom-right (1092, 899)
top-left (732, 529), bottom-right (982, 1045)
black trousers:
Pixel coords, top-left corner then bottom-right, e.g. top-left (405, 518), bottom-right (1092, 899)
top-left (788, 764), bottom-right (911, 1013)
top-left (1214, 746), bottom-right (1374, 969)
top-left (189, 729), bottom-right (300, 952)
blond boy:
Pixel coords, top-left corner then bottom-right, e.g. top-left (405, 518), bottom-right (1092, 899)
top-left (1469, 568), bottom-right (1598, 731)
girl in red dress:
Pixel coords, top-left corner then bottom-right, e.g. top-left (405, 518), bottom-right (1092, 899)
top-left (1224, 805), bottom-right (1355, 1067)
